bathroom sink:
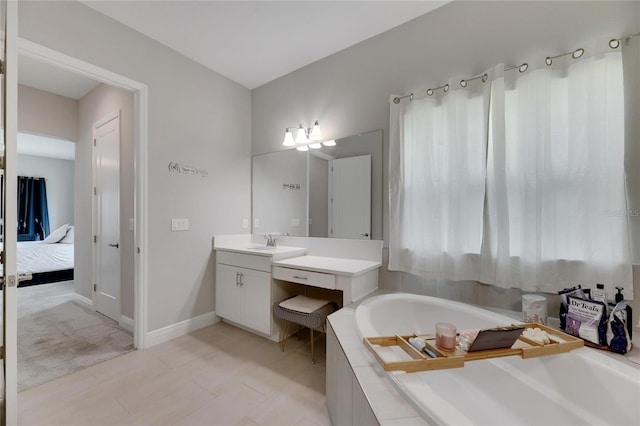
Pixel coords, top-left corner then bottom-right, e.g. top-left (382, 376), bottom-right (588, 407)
top-left (245, 245), bottom-right (276, 251)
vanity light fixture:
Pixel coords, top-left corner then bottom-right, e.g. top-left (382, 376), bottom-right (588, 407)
top-left (295, 125), bottom-right (308, 144)
top-left (282, 120), bottom-right (324, 147)
top-left (308, 121), bottom-right (323, 140)
top-left (282, 129), bottom-right (296, 147)
top-left (322, 139), bottom-right (336, 147)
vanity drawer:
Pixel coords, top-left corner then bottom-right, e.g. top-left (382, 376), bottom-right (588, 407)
top-left (216, 250), bottom-right (272, 272)
top-left (272, 266), bottom-right (336, 290)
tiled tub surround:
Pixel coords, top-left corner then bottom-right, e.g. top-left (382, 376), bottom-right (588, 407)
top-left (327, 290), bottom-right (640, 426)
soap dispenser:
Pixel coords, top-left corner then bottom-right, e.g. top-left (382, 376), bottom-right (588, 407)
top-left (614, 287), bottom-right (633, 339)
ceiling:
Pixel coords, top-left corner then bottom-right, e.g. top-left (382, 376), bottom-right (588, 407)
top-left (19, 54), bottom-right (100, 100)
top-left (18, 133), bottom-right (76, 161)
top-left (80, 0), bottom-right (449, 89)
top-left (18, 1), bottom-right (448, 99)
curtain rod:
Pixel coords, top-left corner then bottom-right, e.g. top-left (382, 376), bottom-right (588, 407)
top-left (393, 32), bottom-right (638, 104)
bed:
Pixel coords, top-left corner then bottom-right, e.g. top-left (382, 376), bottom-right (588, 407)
top-left (0, 241), bottom-right (74, 287)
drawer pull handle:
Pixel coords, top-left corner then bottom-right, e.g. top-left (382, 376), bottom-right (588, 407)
top-left (293, 275), bottom-right (308, 280)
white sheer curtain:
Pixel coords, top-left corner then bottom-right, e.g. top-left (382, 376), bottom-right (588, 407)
top-left (389, 76), bottom-right (490, 281)
top-left (390, 39), bottom-right (632, 296)
top-left (485, 44), bottom-right (632, 296)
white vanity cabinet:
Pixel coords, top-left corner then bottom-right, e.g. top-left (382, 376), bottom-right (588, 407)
top-left (214, 246), bottom-right (307, 340)
top-left (216, 262), bottom-right (271, 335)
top-left (215, 251), bottom-right (273, 336)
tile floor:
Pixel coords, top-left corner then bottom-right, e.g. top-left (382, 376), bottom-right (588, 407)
top-left (18, 321), bottom-right (332, 426)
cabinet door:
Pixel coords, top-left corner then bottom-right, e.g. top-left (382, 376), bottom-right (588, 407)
top-left (216, 263), bottom-right (242, 323)
top-left (240, 268), bottom-right (272, 335)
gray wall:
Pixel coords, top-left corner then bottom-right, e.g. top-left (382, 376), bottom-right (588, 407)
top-left (252, 1), bottom-right (640, 319)
top-left (18, 84), bottom-right (78, 142)
top-left (17, 154), bottom-right (74, 231)
top-left (78, 83), bottom-right (135, 320)
top-left (19, 1), bottom-right (252, 332)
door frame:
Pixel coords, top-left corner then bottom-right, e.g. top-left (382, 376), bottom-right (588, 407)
top-left (17, 38), bottom-right (149, 349)
top-left (4, 0), bottom-right (19, 423)
top-left (92, 110), bottom-right (122, 322)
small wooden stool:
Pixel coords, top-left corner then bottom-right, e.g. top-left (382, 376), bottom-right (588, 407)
top-left (273, 295), bottom-right (338, 363)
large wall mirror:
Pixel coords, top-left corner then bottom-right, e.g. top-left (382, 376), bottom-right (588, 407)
top-left (252, 129), bottom-right (382, 240)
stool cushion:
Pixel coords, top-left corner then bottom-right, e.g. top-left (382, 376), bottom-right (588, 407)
top-left (273, 296), bottom-right (338, 330)
top-left (279, 295), bottom-right (330, 313)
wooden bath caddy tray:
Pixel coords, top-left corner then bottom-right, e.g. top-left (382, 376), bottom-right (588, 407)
top-left (363, 323), bottom-right (584, 373)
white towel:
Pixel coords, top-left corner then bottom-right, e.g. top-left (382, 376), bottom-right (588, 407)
top-left (279, 295), bottom-right (331, 314)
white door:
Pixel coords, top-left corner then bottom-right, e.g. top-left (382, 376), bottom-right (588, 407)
top-left (329, 155), bottom-right (371, 239)
top-left (93, 113), bottom-right (121, 322)
top-left (2, 1), bottom-right (19, 423)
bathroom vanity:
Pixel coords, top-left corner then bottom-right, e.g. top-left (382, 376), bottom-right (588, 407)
top-left (213, 234), bottom-right (383, 342)
top-left (272, 255), bottom-right (380, 307)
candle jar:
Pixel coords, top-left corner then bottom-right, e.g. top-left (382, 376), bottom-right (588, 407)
top-left (436, 322), bottom-right (457, 351)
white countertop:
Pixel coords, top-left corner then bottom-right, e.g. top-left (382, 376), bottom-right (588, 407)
top-left (272, 255), bottom-right (382, 277)
top-left (213, 243), bottom-right (307, 260)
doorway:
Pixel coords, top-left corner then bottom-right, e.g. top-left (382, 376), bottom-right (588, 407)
top-left (17, 38), bottom-right (149, 353)
top-left (6, 54), bottom-right (139, 391)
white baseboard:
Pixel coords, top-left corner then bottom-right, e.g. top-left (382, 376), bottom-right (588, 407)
top-left (119, 315), bottom-right (134, 333)
top-left (73, 292), bottom-right (93, 308)
top-left (145, 311), bottom-right (220, 348)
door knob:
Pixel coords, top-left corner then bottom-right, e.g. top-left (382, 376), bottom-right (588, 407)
top-left (108, 243), bottom-right (120, 248)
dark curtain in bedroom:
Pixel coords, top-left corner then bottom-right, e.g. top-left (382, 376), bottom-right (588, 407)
top-left (17, 176), bottom-right (50, 240)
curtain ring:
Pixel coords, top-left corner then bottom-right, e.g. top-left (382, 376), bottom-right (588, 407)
top-left (426, 88), bottom-right (434, 96)
top-left (545, 57), bottom-right (553, 66)
top-left (459, 80), bottom-right (467, 88)
top-left (572, 48), bottom-right (584, 59)
top-left (481, 74), bottom-right (488, 83)
top-left (609, 39), bottom-right (620, 49)
top-left (518, 63), bottom-right (529, 73)
top-left (443, 84), bottom-right (449, 93)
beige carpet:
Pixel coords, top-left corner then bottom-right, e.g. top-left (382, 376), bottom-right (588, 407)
top-left (3, 281), bottom-right (134, 391)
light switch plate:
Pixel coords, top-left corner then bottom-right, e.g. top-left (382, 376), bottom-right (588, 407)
top-left (129, 219), bottom-right (135, 231)
top-left (291, 218), bottom-right (300, 227)
top-left (254, 218), bottom-right (260, 228)
top-left (171, 218), bottom-right (189, 231)
top-left (242, 218), bottom-right (249, 229)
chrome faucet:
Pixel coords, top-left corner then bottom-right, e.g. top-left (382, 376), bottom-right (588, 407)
top-left (264, 233), bottom-right (277, 247)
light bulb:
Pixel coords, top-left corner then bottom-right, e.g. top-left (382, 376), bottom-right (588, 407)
top-left (282, 130), bottom-right (295, 146)
top-left (322, 139), bottom-right (336, 147)
top-left (309, 143), bottom-right (322, 149)
top-left (309, 121), bottom-right (323, 141)
top-left (295, 125), bottom-right (308, 144)
top-left (296, 145), bottom-right (309, 152)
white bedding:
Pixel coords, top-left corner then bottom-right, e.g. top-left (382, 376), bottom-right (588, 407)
top-left (0, 241), bottom-right (74, 275)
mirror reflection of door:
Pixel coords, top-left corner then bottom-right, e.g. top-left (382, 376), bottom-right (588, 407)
top-left (329, 155), bottom-right (371, 239)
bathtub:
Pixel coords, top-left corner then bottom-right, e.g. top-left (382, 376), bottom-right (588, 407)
top-left (355, 293), bottom-right (640, 425)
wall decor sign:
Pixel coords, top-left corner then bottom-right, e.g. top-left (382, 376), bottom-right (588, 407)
top-left (168, 162), bottom-right (208, 178)
top-left (282, 183), bottom-right (301, 190)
